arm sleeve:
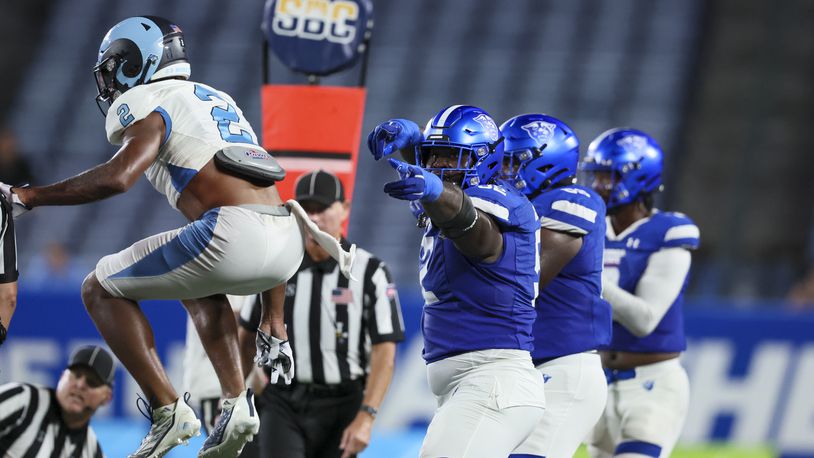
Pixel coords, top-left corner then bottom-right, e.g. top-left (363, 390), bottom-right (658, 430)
top-left (364, 261), bottom-right (405, 344)
top-left (602, 248), bottom-right (691, 337)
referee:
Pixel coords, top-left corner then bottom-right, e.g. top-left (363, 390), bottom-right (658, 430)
top-left (0, 345), bottom-right (115, 457)
top-left (0, 191), bottom-right (20, 346)
top-left (238, 169), bottom-right (405, 458)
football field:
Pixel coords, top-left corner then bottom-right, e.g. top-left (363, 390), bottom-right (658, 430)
top-left (573, 444), bottom-right (775, 458)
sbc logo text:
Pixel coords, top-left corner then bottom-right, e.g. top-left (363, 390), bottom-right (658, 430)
top-left (272, 0), bottom-right (360, 44)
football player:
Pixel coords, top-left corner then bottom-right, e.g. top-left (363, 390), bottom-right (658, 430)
top-left (582, 129), bottom-right (699, 458)
top-left (1, 16), bottom-right (352, 458)
top-left (500, 114), bottom-right (611, 458)
top-left (368, 106), bottom-right (546, 457)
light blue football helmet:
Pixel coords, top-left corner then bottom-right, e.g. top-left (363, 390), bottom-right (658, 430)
top-left (500, 113), bottom-right (579, 197)
top-left (93, 16), bottom-right (190, 115)
top-left (581, 128), bottom-right (664, 209)
top-left (418, 105), bottom-right (504, 189)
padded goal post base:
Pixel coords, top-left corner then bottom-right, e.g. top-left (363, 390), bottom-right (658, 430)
top-left (261, 84), bottom-right (366, 209)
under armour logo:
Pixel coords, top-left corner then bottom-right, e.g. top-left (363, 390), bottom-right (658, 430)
top-left (643, 380), bottom-right (655, 391)
top-left (521, 121), bottom-right (556, 143)
top-left (474, 114), bottom-right (499, 142)
top-left (542, 374), bottom-right (552, 383)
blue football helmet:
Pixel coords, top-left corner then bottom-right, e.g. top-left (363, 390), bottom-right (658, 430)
top-left (581, 128), bottom-right (664, 209)
top-left (418, 105), bottom-right (503, 189)
top-left (93, 16), bottom-right (190, 115)
top-left (500, 113), bottom-right (579, 196)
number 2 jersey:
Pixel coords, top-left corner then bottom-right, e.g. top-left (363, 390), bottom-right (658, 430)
top-left (603, 210), bottom-right (700, 352)
top-left (419, 183), bottom-right (541, 364)
top-left (530, 184), bottom-right (612, 362)
top-left (104, 79), bottom-right (262, 210)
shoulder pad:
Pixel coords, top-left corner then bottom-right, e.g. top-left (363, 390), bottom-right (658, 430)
top-left (105, 85), bottom-right (160, 145)
top-left (654, 211), bottom-right (700, 250)
top-left (533, 185), bottom-right (605, 236)
top-left (465, 183), bottom-right (538, 232)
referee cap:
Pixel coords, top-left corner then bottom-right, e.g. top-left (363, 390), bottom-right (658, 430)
top-left (295, 169), bottom-right (346, 207)
top-left (68, 345), bottom-right (116, 386)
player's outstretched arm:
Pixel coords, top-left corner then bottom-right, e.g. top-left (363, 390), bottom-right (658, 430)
top-left (14, 112), bottom-right (164, 208)
top-left (382, 158), bottom-right (503, 261)
top-left (423, 183), bottom-right (503, 262)
top-left (539, 228), bottom-right (583, 289)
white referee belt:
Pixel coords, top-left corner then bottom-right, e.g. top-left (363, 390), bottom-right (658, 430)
top-left (287, 199), bottom-right (357, 280)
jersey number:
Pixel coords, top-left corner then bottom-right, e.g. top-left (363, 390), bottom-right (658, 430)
top-left (193, 85), bottom-right (256, 144)
top-left (418, 235), bottom-right (438, 304)
top-left (117, 104), bottom-right (135, 127)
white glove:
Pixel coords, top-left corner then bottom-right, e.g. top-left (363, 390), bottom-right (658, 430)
top-left (254, 329), bottom-right (295, 385)
top-left (0, 183), bottom-right (30, 218)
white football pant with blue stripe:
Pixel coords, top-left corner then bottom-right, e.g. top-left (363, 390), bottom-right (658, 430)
top-left (96, 205), bottom-right (303, 300)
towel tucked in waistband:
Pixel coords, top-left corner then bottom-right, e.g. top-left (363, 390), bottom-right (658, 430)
top-left (286, 199), bottom-right (357, 280)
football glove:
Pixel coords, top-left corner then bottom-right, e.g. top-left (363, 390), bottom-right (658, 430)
top-left (383, 158), bottom-right (443, 202)
top-left (0, 183), bottom-right (30, 218)
top-left (367, 119), bottom-right (421, 160)
top-left (254, 329), bottom-right (294, 385)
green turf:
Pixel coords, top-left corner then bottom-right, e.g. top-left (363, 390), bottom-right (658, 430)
top-left (573, 444), bottom-right (776, 458)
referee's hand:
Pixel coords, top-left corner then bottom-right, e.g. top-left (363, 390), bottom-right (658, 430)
top-left (339, 412), bottom-right (373, 458)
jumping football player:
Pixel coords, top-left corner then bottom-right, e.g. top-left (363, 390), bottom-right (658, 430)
top-left (368, 105), bottom-right (546, 458)
top-left (0, 16), bottom-right (351, 458)
top-left (582, 128), bottom-right (699, 458)
top-left (500, 114), bottom-right (611, 458)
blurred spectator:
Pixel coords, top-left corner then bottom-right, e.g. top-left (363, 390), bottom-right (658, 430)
top-left (0, 345), bottom-right (114, 456)
top-left (787, 269), bottom-right (814, 310)
top-left (0, 127), bottom-right (34, 186)
top-left (24, 242), bottom-right (86, 291)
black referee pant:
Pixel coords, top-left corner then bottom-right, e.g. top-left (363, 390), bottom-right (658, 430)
top-left (258, 379), bottom-right (364, 458)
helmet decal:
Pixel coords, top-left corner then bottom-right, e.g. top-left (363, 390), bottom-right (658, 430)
top-left (521, 120), bottom-right (557, 143)
top-left (473, 114), bottom-right (499, 142)
top-left (616, 135), bottom-right (648, 154)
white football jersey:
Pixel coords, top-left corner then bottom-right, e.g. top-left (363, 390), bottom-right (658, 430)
top-left (105, 79), bottom-right (260, 209)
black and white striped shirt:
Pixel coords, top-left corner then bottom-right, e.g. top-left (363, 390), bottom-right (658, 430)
top-left (0, 383), bottom-right (104, 458)
top-left (240, 240), bottom-right (405, 384)
top-left (0, 193), bottom-right (18, 283)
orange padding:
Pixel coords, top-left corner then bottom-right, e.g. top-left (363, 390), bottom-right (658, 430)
top-left (261, 84), bottom-right (366, 206)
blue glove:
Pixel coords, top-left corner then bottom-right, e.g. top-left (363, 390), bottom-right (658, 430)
top-left (383, 158), bottom-right (443, 202)
top-left (367, 119), bottom-right (422, 160)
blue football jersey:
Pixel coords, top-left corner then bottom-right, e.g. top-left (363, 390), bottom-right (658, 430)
top-left (603, 211), bottom-right (700, 352)
top-left (530, 185), bottom-right (612, 361)
top-left (419, 183), bottom-right (541, 363)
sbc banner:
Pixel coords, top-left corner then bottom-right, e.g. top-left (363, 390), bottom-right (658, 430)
top-left (262, 0), bottom-right (374, 76)
top-left (260, 84), bottom-right (366, 209)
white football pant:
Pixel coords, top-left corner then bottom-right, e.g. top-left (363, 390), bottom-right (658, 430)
top-left (420, 349), bottom-right (546, 458)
